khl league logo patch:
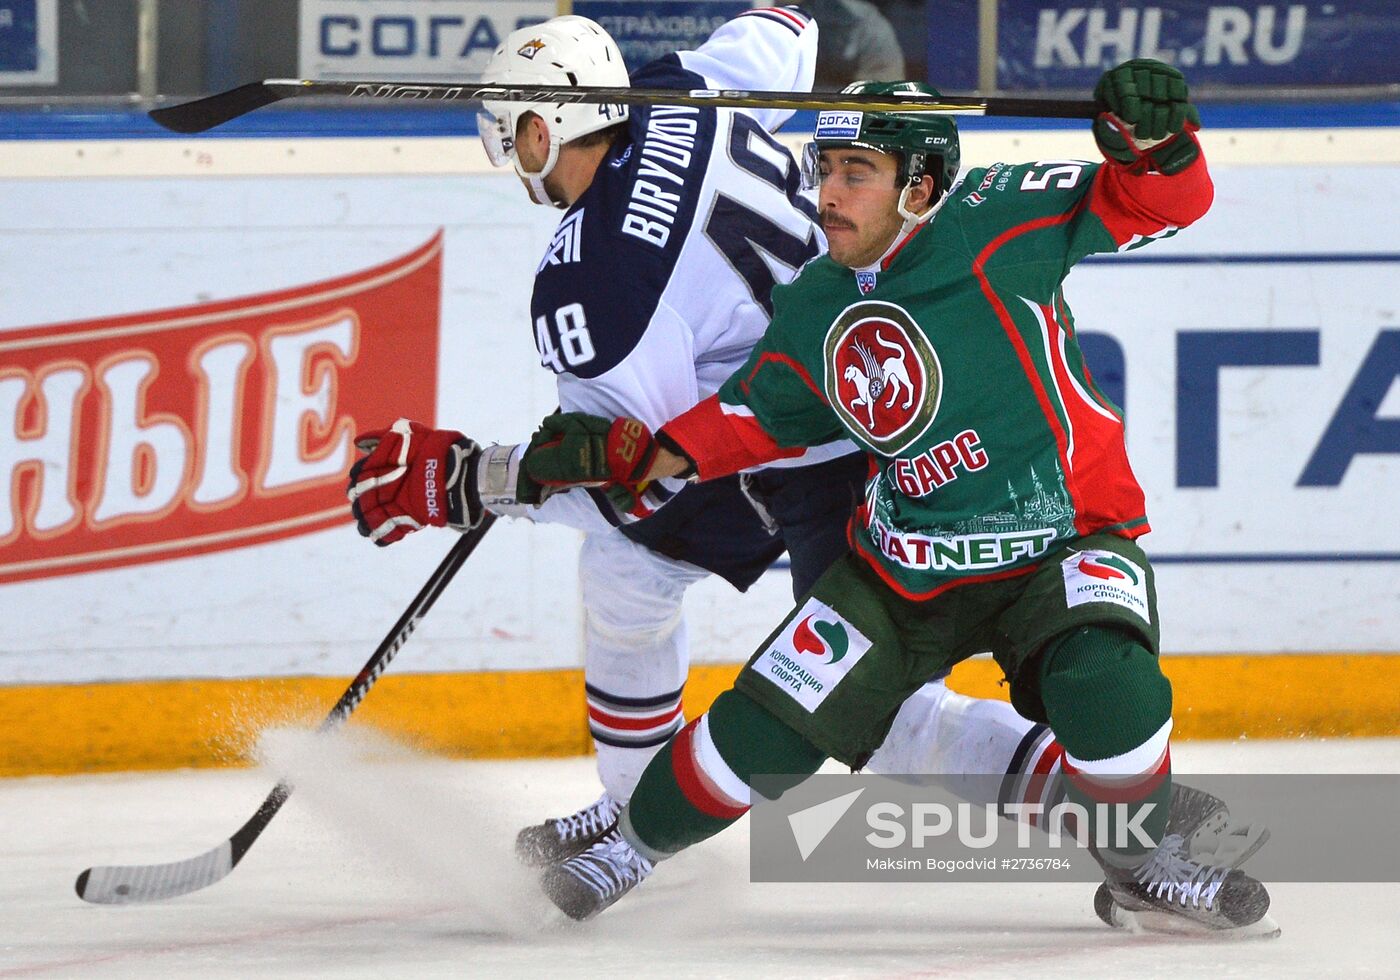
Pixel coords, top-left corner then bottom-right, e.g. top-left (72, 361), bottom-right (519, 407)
top-left (823, 300), bottom-right (943, 456)
top-left (855, 270), bottom-right (877, 294)
top-left (1061, 550), bottom-right (1151, 623)
top-left (751, 597), bottom-right (873, 712)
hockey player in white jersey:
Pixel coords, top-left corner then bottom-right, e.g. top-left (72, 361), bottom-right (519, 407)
top-left (345, 11), bottom-right (1265, 925)
top-left (471, 9), bottom-right (871, 857)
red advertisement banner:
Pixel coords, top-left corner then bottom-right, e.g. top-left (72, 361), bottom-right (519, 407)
top-left (0, 233), bottom-right (443, 584)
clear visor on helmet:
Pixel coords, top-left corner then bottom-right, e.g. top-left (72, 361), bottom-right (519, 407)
top-left (477, 109), bottom-right (515, 167)
top-left (802, 140), bottom-right (921, 191)
top-left (800, 141), bottom-right (880, 189)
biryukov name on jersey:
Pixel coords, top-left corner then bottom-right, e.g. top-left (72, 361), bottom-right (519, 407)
top-left (623, 106), bottom-right (702, 247)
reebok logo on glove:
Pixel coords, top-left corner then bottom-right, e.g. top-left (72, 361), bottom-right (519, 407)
top-left (347, 417), bottom-right (480, 546)
top-left (423, 457), bottom-right (441, 519)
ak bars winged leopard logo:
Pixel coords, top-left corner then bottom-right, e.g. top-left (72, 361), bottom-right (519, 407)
top-left (824, 301), bottom-right (943, 455)
top-left (844, 332), bottom-right (915, 430)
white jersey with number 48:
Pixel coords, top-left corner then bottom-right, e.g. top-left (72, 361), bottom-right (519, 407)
top-left (525, 7), bottom-right (857, 532)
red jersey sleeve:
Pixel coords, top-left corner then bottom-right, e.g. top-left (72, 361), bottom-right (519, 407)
top-left (659, 394), bottom-right (806, 480)
top-left (1089, 133), bottom-right (1214, 249)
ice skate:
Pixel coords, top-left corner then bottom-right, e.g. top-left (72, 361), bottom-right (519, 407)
top-left (1098, 833), bottom-right (1278, 938)
top-left (1095, 781), bottom-right (1272, 932)
top-left (541, 829), bottom-right (654, 921)
top-left (1162, 781), bottom-right (1271, 867)
top-left (515, 792), bottom-right (622, 867)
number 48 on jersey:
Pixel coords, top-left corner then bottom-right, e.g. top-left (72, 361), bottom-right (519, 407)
top-left (536, 302), bottom-right (597, 372)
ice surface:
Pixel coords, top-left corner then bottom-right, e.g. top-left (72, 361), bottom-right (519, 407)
top-left (3, 735), bottom-right (1397, 979)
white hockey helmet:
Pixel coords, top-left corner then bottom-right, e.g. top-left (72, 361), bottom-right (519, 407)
top-left (478, 16), bottom-right (630, 207)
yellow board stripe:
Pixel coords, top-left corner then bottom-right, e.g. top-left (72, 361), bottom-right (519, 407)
top-left (2, 654), bottom-right (1396, 777)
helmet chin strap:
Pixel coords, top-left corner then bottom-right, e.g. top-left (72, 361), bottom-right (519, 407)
top-left (514, 138), bottom-right (567, 208)
top-left (859, 183), bottom-right (949, 269)
top-left (896, 183), bottom-right (942, 236)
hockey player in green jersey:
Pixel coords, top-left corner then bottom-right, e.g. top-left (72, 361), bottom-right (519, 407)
top-left (523, 61), bottom-right (1274, 934)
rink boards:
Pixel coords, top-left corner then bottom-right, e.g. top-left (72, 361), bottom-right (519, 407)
top-left (1, 116), bottom-right (1397, 774)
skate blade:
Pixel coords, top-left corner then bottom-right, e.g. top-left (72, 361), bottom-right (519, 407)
top-left (1107, 903), bottom-right (1281, 940)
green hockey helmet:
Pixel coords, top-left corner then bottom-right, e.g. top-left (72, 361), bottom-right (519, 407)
top-left (801, 81), bottom-right (961, 222)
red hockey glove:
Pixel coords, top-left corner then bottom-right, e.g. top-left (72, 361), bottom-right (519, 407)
top-left (346, 418), bottom-right (482, 546)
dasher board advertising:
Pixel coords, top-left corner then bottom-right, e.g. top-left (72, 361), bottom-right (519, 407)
top-left (0, 0), bottom-right (56, 86)
top-left (961, 1), bottom-right (1400, 89)
top-left (298, 0), bottom-right (558, 82)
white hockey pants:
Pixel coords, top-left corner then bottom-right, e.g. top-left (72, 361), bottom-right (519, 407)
top-left (578, 530), bottom-right (708, 802)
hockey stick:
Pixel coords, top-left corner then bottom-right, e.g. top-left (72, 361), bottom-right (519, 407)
top-left (75, 515), bottom-right (497, 904)
top-left (148, 79), bottom-right (1101, 134)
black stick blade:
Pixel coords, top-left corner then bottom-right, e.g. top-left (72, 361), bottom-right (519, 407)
top-left (148, 82), bottom-right (289, 133)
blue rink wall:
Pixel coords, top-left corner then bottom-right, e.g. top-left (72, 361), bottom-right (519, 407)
top-left (0, 104), bottom-right (1396, 775)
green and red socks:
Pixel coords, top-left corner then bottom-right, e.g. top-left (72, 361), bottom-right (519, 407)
top-left (620, 689), bottom-right (825, 860)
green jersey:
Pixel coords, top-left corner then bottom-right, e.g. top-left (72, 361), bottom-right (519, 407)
top-left (663, 150), bottom-right (1214, 598)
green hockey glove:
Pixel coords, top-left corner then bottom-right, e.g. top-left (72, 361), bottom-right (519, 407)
top-left (522, 411), bottom-right (660, 500)
top-left (1093, 59), bottom-right (1202, 175)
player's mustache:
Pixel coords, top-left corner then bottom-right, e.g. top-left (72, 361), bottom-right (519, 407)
top-left (821, 213), bottom-right (855, 231)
